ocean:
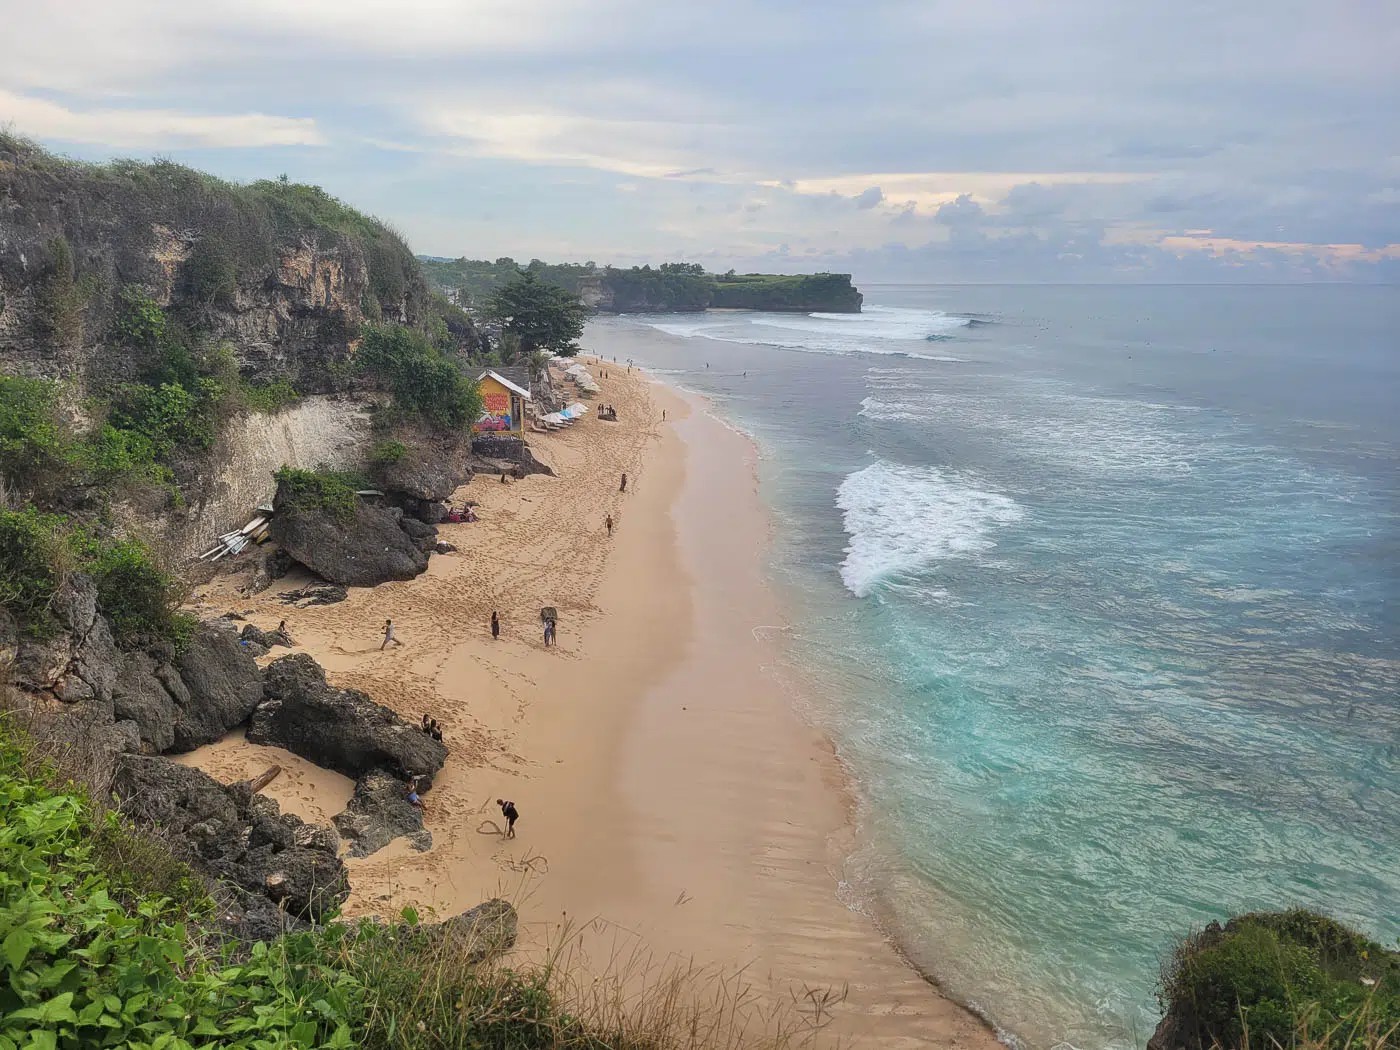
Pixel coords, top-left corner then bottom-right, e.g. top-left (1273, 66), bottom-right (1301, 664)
top-left (582, 284), bottom-right (1400, 1049)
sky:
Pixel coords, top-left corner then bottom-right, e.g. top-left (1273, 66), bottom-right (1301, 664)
top-left (3, 0), bottom-right (1398, 282)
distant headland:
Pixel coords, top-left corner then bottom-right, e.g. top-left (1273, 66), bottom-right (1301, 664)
top-left (419, 257), bottom-right (863, 314)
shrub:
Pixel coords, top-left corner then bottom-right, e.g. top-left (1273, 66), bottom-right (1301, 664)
top-left (356, 323), bottom-right (483, 430)
top-left (0, 507), bottom-right (70, 633)
top-left (108, 379), bottom-right (220, 454)
top-left (372, 439), bottom-right (407, 465)
top-left (34, 235), bottom-right (84, 348)
top-left (83, 537), bottom-right (184, 648)
top-left (274, 466), bottom-right (359, 523)
top-left (242, 376), bottom-right (301, 413)
top-left (1159, 910), bottom-right (1400, 1050)
top-left (184, 231), bottom-right (238, 306)
top-left (0, 376), bottom-right (73, 491)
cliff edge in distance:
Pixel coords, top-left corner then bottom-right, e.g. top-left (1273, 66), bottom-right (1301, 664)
top-left (422, 257), bottom-right (863, 314)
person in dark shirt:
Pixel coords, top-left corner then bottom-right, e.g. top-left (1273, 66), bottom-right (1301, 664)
top-left (491, 610), bottom-right (500, 639)
top-left (497, 798), bottom-right (519, 838)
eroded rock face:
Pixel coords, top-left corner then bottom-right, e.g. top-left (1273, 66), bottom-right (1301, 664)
top-left (333, 769), bottom-right (432, 858)
top-left (375, 441), bottom-right (473, 503)
top-left (252, 654), bottom-right (447, 779)
top-left (113, 754), bottom-right (349, 921)
top-left (270, 493), bottom-right (429, 588)
top-left (171, 623), bottom-right (265, 752)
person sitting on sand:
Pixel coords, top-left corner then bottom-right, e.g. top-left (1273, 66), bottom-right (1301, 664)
top-left (429, 719), bottom-right (444, 743)
top-left (408, 778), bottom-right (424, 811)
top-left (421, 714), bottom-right (431, 734)
top-left (381, 619), bottom-right (402, 650)
top-left (500, 471), bottom-right (508, 483)
top-left (491, 610), bottom-right (500, 639)
top-left (497, 798), bottom-right (518, 838)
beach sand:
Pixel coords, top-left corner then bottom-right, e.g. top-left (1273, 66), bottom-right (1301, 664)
top-left (187, 361), bottom-right (998, 1048)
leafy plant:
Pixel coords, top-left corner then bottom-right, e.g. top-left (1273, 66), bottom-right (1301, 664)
top-left (372, 440), bottom-right (407, 465)
top-left (274, 466), bottom-right (359, 523)
top-left (487, 270), bottom-right (588, 355)
top-left (356, 323), bottom-right (483, 429)
top-left (242, 377), bottom-right (301, 414)
top-left (1159, 910), bottom-right (1400, 1049)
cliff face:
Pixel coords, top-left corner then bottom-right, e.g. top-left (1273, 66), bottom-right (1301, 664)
top-left (0, 135), bottom-right (428, 394)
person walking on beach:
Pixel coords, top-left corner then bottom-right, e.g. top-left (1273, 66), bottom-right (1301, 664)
top-left (381, 619), bottom-right (402, 650)
top-left (662, 409), bottom-right (666, 421)
top-left (497, 798), bottom-right (519, 838)
top-left (605, 513), bottom-right (614, 537)
top-left (543, 619), bottom-right (555, 647)
top-left (620, 472), bottom-right (627, 492)
top-left (491, 610), bottom-right (500, 639)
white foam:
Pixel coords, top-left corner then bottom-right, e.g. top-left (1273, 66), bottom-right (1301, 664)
top-left (836, 461), bottom-right (1025, 597)
top-left (643, 306), bottom-right (969, 360)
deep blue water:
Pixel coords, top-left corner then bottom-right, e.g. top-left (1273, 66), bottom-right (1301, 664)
top-left (583, 284), bottom-right (1399, 1049)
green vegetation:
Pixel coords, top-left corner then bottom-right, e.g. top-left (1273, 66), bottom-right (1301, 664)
top-left (419, 257), bottom-right (595, 311)
top-left (34, 236), bottom-right (85, 347)
top-left (0, 728), bottom-right (819, 1050)
top-left (419, 256), bottom-right (862, 315)
top-left (273, 466), bottom-right (360, 523)
top-left (0, 133), bottom-right (425, 322)
top-left (1159, 909), bottom-right (1400, 1050)
top-left (0, 507), bottom-right (189, 647)
top-left (372, 440), bottom-right (408, 465)
top-left (486, 271), bottom-right (588, 355)
top-left (356, 323), bottom-right (483, 428)
top-left (711, 271), bottom-right (862, 312)
top-left (600, 263), bottom-right (711, 313)
top-left (0, 377), bottom-right (72, 493)
top-left (240, 376), bottom-right (301, 414)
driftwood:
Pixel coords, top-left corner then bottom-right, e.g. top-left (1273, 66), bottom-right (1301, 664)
top-left (247, 765), bottom-right (282, 793)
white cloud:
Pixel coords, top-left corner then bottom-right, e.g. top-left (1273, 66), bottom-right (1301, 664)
top-left (0, 90), bottom-right (325, 148)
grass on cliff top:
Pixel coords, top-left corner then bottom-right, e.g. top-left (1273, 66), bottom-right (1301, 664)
top-left (0, 722), bottom-right (833, 1050)
top-left (0, 130), bottom-right (425, 321)
top-left (1160, 909), bottom-right (1400, 1050)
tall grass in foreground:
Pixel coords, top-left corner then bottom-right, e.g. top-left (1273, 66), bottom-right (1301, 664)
top-left (0, 707), bottom-right (841, 1050)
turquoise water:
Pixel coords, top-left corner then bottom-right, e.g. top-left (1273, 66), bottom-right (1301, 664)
top-left (585, 284), bottom-right (1400, 1049)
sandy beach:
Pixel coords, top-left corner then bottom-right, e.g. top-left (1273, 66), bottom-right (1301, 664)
top-left (186, 358), bottom-right (1000, 1049)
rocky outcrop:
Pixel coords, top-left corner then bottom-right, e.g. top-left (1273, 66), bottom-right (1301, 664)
top-left (471, 434), bottom-right (555, 477)
top-left (251, 655), bottom-right (448, 779)
top-left (332, 769), bottom-right (432, 858)
top-left (170, 622), bottom-right (265, 752)
top-left (277, 583), bottom-right (348, 607)
top-left (428, 898), bottom-right (518, 964)
top-left (374, 437), bottom-right (474, 503)
top-left (271, 491), bottom-right (429, 588)
top-left (113, 754), bottom-right (349, 921)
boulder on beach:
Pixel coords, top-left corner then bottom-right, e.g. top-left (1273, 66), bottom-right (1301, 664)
top-left (333, 769), bottom-right (432, 858)
top-left (170, 622), bottom-right (265, 752)
top-left (112, 754), bottom-right (349, 921)
top-left (270, 481), bottom-right (429, 588)
top-left (374, 439), bottom-right (474, 503)
top-left (251, 654), bottom-right (448, 779)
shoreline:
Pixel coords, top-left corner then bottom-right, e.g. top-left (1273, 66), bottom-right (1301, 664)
top-left (187, 359), bottom-right (999, 1048)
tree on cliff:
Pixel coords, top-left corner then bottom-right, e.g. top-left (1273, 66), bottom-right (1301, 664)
top-left (487, 270), bottom-right (588, 356)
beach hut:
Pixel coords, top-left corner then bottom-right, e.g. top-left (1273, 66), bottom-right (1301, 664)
top-left (474, 369), bottom-right (533, 434)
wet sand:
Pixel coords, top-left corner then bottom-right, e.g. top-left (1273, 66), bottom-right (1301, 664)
top-left (187, 361), bottom-right (998, 1048)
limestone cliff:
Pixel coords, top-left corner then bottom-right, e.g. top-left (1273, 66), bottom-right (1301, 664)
top-left (0, 134), bottom-right (430, 392)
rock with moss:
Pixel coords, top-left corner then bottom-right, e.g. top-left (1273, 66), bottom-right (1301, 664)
top-left (271, 473), bottom-right (429, 586)
top-left (1152, 909), bottom-right (1400, 1050)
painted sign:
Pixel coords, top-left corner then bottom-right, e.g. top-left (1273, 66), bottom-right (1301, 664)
top-left (475, 390), bottom-right (515, 432)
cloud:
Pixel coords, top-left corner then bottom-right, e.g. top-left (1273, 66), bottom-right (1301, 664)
top-left (0, 0), bottom-right (1395, 277)
top-left (0, 90), bottom-right (324, 148)
top-left (854, 187), bottom-right (884, 209)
